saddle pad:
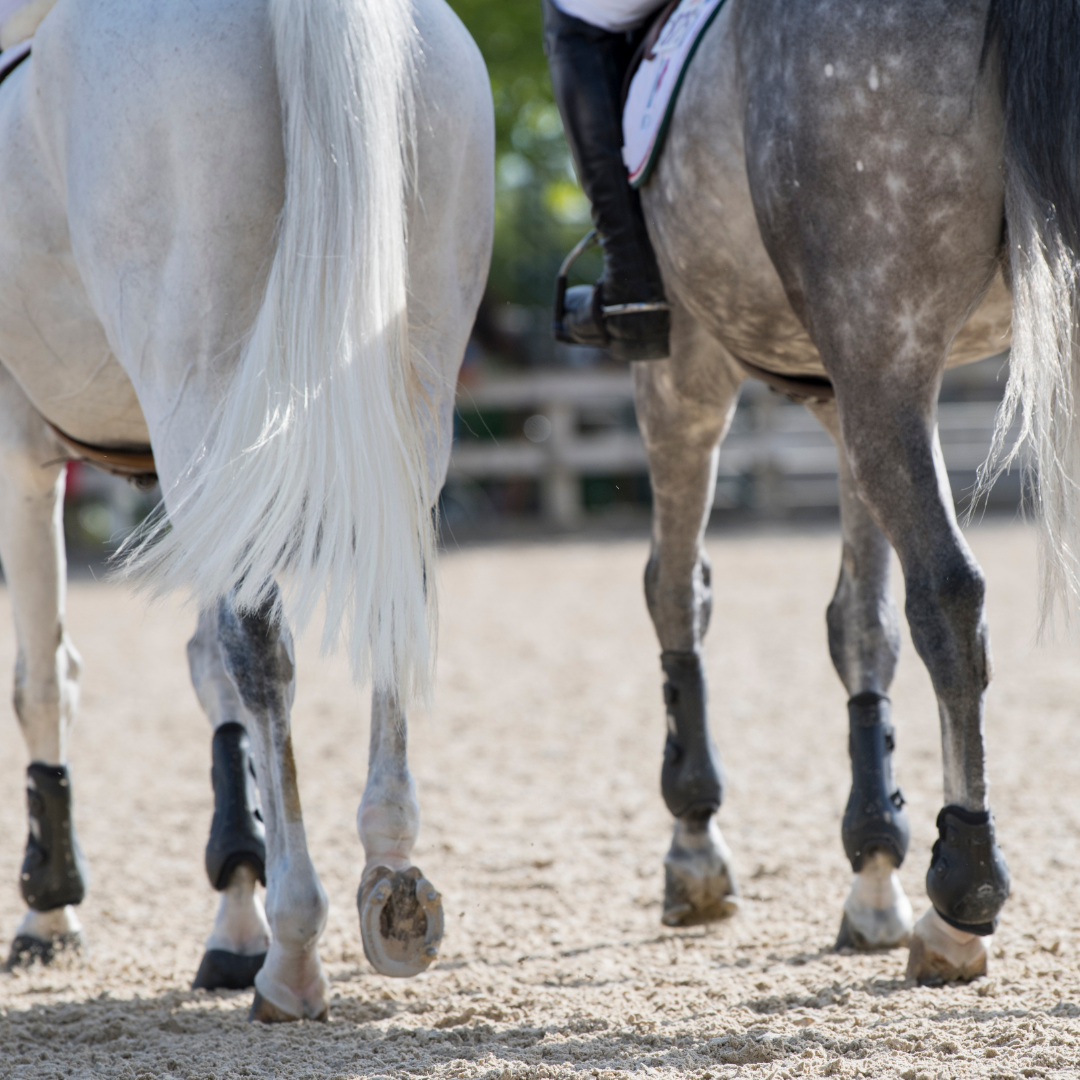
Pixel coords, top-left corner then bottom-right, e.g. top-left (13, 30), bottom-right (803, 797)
top-left (622, 0), bottom-right (727, 189)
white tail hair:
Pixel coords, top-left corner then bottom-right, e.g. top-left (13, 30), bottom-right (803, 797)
top-left (121, 0), bottom-right (436, 699)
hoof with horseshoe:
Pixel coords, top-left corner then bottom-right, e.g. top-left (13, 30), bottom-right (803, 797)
top-left (358, 865), bottom-right (443, 977)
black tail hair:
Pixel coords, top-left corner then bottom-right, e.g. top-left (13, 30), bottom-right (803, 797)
top-left (986, 0), bottom-right (1080, 253)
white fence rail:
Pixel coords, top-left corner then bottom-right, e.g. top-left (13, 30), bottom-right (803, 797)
top-left (449, 371), bottom-right (1019, 526)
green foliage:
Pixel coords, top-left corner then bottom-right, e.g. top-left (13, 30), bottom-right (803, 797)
top-left (447, 1), bottom-right (600, 307)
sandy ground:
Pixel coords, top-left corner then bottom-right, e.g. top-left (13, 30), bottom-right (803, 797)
top-left (1, 520), bottom-right (1079, 1079)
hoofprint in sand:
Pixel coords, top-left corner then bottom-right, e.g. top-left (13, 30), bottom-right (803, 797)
top-left (1, 521), bottom-right (1078, 1079)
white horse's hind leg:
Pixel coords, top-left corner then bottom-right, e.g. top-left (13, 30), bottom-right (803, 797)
top-left (810, 402), bottom-right (914, 951)
top-left (356, 689), bottom-right (444, 976)
top-left (216, 594), bottom-right (328, 1022)
top-left (0, 367), bottom-right (86, 966)
top-left (187, 608), bottom-right (270, 990)
top-left (633, 309), bottom-right (743, 926)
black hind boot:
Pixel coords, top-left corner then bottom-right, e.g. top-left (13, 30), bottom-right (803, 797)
top-left (192, 723), bottom-right (268, 991)
top-left (543, 0), bottom-right (670, 361)
top-left (204, 722), bottom-right (266, 891)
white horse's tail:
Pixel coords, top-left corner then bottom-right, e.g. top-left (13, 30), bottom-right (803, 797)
top-left (980, 0), bottom-right (1080, 626)
top-left (124, 0), bottom-right (435, 699)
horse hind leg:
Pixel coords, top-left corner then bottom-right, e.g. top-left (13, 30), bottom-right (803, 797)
top-left (187, 607), bottom-right (270, 991)
top-left (634, 312), bottom-right (742, 926)
top-left (830, 386), bottom-right (1007, 982)
top-left (356, 689), bottom-right (444, 977)
top-left (0, 368), bottom-right (86, 967)
top-left (811, 402), bottom-right (913, 951)
top-left (216, 594), bottom-right (329, 1021)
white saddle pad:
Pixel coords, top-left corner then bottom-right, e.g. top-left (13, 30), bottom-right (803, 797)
top-left (622, 0), bottom-right (726, 189)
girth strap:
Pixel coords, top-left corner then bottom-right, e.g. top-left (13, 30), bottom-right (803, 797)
top-left (46, 421), bottom-right (157, 483)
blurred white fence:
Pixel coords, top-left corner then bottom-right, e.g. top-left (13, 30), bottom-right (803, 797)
top-left (449, 370), bottom-right (1020, 526)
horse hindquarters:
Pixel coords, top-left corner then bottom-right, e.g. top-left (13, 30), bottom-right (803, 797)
top-left (741, 0), bottom-right (1009, 980)
top-left (0, 366), bottom-right (86, 965)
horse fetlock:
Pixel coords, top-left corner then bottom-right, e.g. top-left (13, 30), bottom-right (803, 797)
top-left (6, 905), bottom-right (84, 968)
top-left (841, 693), bottom-right (909, 872)
top-left (906, 906), bottom-right (989, 985)
top-left (357, 787), bottom-right (420, 872)
top-left (836, 850), bottom-right (913, 950)
top-left (20, 764), bottom-right (89, 911)
top-left (264, 879), bottom-right (328, 956)
top-left (662, 813), bottom-right (739, 927)
top-left (205, 722), bottom-right (266, 890)
top-left (358, 865), bottom-right (444, 977)
top-left (926, 805), bottom-right (1010, 934)
top-left (659, 651), bottom-right (723, 818)
top-left (250, 945), bottom-right (328, 1022)
top-left (203, 863), bottom-right (270, 955)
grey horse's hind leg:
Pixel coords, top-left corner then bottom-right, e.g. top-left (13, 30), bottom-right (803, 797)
top-left (187, 607), bottom-right (269, 991)
top-left (0, 367), bottom-right (86, 967)
top-left (810, 401), bottom-right (913, 951)
top-left (828, 390), bottom-right (1008, 982)
top-left (216, 593), bottom-right (329, 1021)
top-left (633, 309), bottom-right (742, 926)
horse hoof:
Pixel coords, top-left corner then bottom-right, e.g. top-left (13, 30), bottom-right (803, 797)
top-left (192, 949), bottom-right (266, 990)
top-left (835, 910), bottom-right (910, 951)
top-left (661, 815), bottom-right (739, 927)
top-left (248, 989), bottom-right (328, 1023)
top-left (835, 854), bottom-right (914, 950)
top-left (662, 863), bottom-right (739, 927)
top-left (358, 865), bottom-right (444, 977)
top-left (5, 931), bottom-right (83, 970)
top-left (905, 907), bottom-right (988, 985)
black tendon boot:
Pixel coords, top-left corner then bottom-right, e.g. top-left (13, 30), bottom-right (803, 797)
top-left (543, 0), bottom-right (671, 361)
top-left (659, 651), bottom-right (723, 817)
top-left (204, 723), bottom-right (266, 891)
top-left (20, 764), bottom-right (89, 911)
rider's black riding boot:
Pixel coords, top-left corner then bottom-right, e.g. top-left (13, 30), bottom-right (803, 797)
top-left (542, 0), bottom-right (670, 361)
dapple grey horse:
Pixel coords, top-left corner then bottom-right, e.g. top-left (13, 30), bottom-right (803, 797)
top-left (0, 0), bottom-right (492, 1019)
top-left (628, 0), bottom-right (1064, 983)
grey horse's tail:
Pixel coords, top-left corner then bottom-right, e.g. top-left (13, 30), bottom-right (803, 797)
top-left (980, 0), bottom-right (1080, 624)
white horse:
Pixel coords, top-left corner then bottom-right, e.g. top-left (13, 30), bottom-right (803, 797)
top-left (0, 0), bottom-right (492, 1020)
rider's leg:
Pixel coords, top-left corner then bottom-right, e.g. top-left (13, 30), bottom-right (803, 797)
top-left (0, 364), bottom-right (86, 964)
top-left (187, 607), bottom-right (270, 990)
top-left (542, 0), bottom-right (671, 360)
top-left (809, 399), bottom-right (913, 951)
top-left (634, 306), bottom-right (743, 924)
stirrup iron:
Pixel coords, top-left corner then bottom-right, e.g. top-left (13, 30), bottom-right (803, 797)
top-left (553, 228), bottom-right (670, 342)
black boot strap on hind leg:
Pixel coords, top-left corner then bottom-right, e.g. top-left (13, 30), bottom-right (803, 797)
top-left (21, 763), bottom-right (89, 911)
top-left (927, 804), bottom-right (1010, 935)
top-left (660, 651), bottom-right (723, 818)
top-left (205, 723), bottom-right (267, 890)
top-left (841, 693), bottom-right (910, 872)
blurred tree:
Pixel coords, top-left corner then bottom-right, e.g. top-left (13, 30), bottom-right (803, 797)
top-left (448, 1), bottom-right (601, 312)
